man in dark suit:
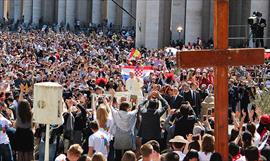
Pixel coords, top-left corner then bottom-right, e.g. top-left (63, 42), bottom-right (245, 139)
top-left (182, 83), bottom-right (201, 118)
top-left (162, 86), bottom-right (183, 109)
top-left (171, 87), bottom-right (184, 109)
top-left (254, 12), bottom-right (266, 48)
top-left (228, 80), bottom-right (239, 113)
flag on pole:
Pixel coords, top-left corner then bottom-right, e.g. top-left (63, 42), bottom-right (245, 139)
top-left (121, 66), bottom-right (153, 80)
top-left (128, 48), bottom-right (141, 60)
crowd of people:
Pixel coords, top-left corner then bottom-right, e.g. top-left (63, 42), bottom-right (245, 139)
top-left (0, 25), bottom-right (269, 161)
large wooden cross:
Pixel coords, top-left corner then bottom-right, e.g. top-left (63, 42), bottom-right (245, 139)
top-left (176, 0), bottom-right (264, 160)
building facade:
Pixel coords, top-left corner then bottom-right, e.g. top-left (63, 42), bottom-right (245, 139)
top-left (0, 0), bottom-right (269, 49)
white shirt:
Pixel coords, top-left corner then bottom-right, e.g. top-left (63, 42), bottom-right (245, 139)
top-left (55, 154), bottom-right (67, 161)
top-left (0, 116), bottom-right (11, 144)
top-left (254, 132), bottom-right (261, 147)
top-left (174, 151), bottom-right (186, 161)
top-left (88, 129), bottom-right (110, 158)
top-left (198, 151), bottom-right (212, 161)
top-left (235, 155), bottom-right (246, 161)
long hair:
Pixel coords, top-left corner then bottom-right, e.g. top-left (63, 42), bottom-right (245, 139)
top-left (18, 99), bottom-right (32, 123)
top-left (96, 105), bottom-right (108, 128)
top-left (202, 134), bottom-right (215, 154)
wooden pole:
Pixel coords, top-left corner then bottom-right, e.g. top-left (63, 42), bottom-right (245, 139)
top-left (214, 66), bottom-right (228, 161)
top-left (214, 0), bottom-right (229, 160)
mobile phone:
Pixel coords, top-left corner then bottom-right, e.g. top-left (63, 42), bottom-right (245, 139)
top-left (208, 109), bottom-right (212, 115)
top-left (203, 115), bottom-right (207, 121)
top-left (212, 108), bottom-right (214, 113)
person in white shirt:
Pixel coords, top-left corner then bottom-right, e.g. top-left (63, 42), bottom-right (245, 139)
top-left (126, 72), bottom-right (143, 98)
top-left (0, 114), bottom-right (13, 161)
top-left (88, 121), bottom-right (110, 158)
top-left (169, 135), bottom-right (189, 161)
top-left (198, 134), bottom-right (214, 161)
top-left (246, 122), bottom-right (260, 147)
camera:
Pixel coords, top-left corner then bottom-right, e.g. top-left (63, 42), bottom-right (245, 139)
top-left (97, 96), bottom-right (104, 105)
top-left (248, 11), bottom-right (262, 25)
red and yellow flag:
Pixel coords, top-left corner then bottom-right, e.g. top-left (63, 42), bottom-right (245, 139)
top-left (129, 48), bottom-right (141, 60)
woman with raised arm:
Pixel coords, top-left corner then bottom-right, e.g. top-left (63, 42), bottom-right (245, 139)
top-left (14, 86), bottom-right (34, 161)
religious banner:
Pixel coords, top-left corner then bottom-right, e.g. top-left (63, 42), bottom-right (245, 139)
top-left (33, 82), bottom-right (64, 125)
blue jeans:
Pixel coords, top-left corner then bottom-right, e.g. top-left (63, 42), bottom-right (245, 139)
top-left (38, 141), bottom-right (56, 161)
top-left (0, 143), bottom-right (13, 161)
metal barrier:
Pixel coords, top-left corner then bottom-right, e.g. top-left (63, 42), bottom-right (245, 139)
top-left (228, 24), bottom-right (269, 48)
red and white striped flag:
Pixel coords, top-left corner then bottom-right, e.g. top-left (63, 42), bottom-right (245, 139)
top-left (121, 66), bottom-right (154, 80)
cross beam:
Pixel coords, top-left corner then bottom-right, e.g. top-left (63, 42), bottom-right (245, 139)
top-left (177, 48), bottom-right (265, 68)
top-left (176, 0), bottom-right (265, 160)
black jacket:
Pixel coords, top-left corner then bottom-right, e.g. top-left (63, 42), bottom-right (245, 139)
top-left (139, 97), bottom-right (169, 140)
top-left (174, 115), bottom-right (196, 138)
top-left (183, 90), bottom-right (201, 109)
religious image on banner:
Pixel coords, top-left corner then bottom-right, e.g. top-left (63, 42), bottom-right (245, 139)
top-left (122, 66), bottom-right (153, 99)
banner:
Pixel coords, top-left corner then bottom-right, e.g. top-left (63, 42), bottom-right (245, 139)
top-left (121, 66), bottom-right (153, 80)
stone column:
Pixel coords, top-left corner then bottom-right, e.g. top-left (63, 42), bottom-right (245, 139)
top-left (107, 0), bottom-right (117, 26)
top-left (0, 0), bottom-right (3, 20)
top-left (136, 0), bottom-right (171, 49)
top-left (4, 0), bottom-right (11, 19)
top-left (229, 0), bottom-right (243, 47)
top-left (135, 0), bottom-right (146, 48)
top-left (171, 0), bottom-right (186, 42)
top-left (13, 0), bottom-right (22, 22)
top-left (144, 0), bottom-right (162, 49)
top-left (131, 0), bottom-right (136, 26)
top-left (43, 0), bottom-right (55, 24)
top-left (162, 0), bottom-right (172, 47)
top-left (115, 0), bottom-right (123, 27)
top-left (22, 0), bottom-right (33, 24)
top-left (32, 0), bottom-right (41, 24)
top-left (209, 0), bottom-right (214, 39)
top-left (201, 0), bottom-right (212, 42)
top-left (92, 0), bottom-right (102, 25)
top-left (4, 0), bottom-right (8, 19)
top-left (101, 0), bottom-right (107, 21)
top-left (76, 0), bottom-right (89, 25)
top-left (9, 0), bottom-right (14, 19)
top-left (122, 0), bottom-right (132, 27)
top-left (57, 0), bottom-right (66, 24)
top-left (185, 0), bottom-right (203, 44)
top-left (66, 0), bottom-right (76, 29)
